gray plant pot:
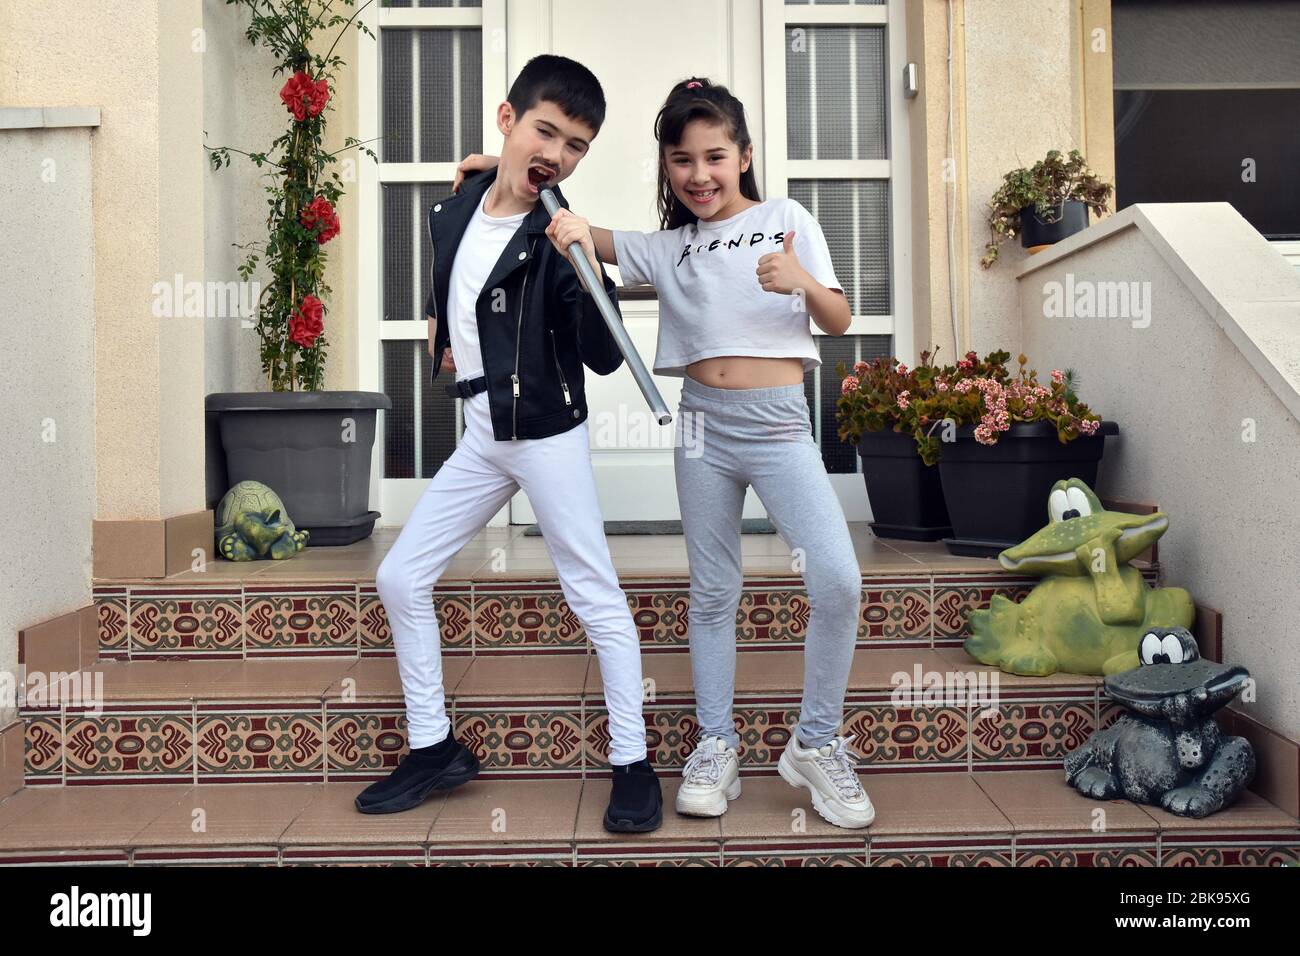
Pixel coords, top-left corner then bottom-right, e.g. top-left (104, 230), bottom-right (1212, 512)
top-left (206, 390), bottom-right (392, 546)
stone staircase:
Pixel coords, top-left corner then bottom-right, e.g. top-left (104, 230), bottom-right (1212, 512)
top-left (2, 525), bottom-right (1297, 865)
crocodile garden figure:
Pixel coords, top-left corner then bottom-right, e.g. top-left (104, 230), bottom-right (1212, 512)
top-left (214, 480), bottom-right (310, 561)
top-left (1064, 627), bottom-right (1254, 818)
top-left (965, 478), bottom-right (1194, 676)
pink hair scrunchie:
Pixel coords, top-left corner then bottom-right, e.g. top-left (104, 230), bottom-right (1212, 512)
top-left (686, 81), bottom-right (702, 89)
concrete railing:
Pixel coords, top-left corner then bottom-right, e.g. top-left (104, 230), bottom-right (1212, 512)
top-left (1016, 202), bottom-right (1300, 740)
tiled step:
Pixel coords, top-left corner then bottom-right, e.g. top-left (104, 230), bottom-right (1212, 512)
top-left (25, 648), bottom-right (1147, 786)
top-left (0, 770), bottom-right (1295, 866)
top-left (91, 568), bottom-right (1161, 659)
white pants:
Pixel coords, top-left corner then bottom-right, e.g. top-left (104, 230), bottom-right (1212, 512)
top-left (374, 390), bottom-right (647, 765)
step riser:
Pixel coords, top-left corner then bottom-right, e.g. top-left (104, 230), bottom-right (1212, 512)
top-left (25, 689), bottom-right (1129, 786)
top-left (93, 572), bottom-right (1159, 659)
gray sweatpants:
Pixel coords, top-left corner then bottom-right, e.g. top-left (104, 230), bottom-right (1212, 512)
top-left (674, 375), bottom-right (862, 751)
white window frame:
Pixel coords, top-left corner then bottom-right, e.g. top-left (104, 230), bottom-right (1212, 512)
top-left (357, 0), bottom-right (509, 524)
top-left (759, 0), bottom-right (912, 362)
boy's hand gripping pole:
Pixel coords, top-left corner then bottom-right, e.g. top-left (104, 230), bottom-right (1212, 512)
top-left (539, 187), bottom-right (672, 426)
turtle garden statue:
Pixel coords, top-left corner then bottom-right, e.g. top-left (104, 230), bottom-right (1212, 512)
top-left (215, 480), bottom-right (310, 561)
top-left (1064, 627), bottom-right (1254, 818)
top-left (965, 478), bottom-right (1194, 676)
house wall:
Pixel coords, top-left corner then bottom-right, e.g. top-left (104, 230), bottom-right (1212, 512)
top-left (0, 116), bottom-right (99, 729)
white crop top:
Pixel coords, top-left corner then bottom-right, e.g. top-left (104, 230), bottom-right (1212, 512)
top-left (610, 197), bottom-right (843, 377)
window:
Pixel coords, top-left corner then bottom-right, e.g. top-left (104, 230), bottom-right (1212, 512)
top-left (1113, 0), bottom-right (1300, 239)
top-left (763, 0), bottom-right (909, 473)
top-left (360, 0), bottom-right (505, 489)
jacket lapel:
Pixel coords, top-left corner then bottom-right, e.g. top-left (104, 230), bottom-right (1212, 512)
top-left (428, 166), bottom-right (572, 315)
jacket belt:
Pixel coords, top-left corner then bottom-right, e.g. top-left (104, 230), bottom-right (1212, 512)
top-left (445, 375), bottom-right (488, 400)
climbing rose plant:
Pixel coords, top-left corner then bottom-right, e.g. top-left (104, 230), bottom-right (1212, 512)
top-left (206, 0), bottom-right (377, 391)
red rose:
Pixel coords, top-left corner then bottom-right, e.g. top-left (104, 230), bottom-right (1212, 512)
top-left (279, 71), bottom-right (330, 122)
top-left (289, 294), bottom-right (324, 348)
top-left (300, 196), bottom-right (340, 244)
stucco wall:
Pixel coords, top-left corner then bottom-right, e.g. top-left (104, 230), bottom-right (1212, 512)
top-left (0, 122), bottom-right (98, 727)
top-left (1019, 203), bottom-right (1300, 740)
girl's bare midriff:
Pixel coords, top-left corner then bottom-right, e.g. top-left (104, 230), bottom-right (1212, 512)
top-left (685, 355), bottom-right (805, 389)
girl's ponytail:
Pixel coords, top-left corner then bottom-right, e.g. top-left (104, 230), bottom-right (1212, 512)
top-left (654, 77), bottom-right (763, 230)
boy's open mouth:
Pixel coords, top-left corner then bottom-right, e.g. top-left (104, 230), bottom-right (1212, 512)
top-left (526, 164), bottom-right (554, 194)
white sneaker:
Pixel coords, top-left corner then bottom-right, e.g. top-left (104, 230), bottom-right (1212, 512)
top-left (777, 733), bottom-right (875, 829)
top-left (675, 735), bottom-right (741, 817)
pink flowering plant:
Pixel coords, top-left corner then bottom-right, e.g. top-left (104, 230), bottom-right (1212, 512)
top-left (838, 349), bottom-right (1103, 466)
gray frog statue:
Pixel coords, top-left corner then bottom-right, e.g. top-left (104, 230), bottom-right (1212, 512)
top-left (1064, 627), bottom-right (1254, 818)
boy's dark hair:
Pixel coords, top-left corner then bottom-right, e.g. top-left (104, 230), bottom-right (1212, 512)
top-left (507, 54), bottom-right (606, 135)
top-left (654, 77), bottom-right (763, 230)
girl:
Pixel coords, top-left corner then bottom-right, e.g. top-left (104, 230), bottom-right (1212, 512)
top-left (455, 78), bottom-right (872, 828)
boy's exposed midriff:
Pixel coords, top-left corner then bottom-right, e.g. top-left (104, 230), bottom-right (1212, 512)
top-left (685, 354), bottom-right (805, 389)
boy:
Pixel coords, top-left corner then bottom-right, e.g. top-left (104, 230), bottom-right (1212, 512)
top-left (357, 55), bottom-right (661, 832)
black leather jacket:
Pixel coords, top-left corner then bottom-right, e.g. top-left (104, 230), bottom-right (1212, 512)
top-left (424, 167), bottom-right (625, 441)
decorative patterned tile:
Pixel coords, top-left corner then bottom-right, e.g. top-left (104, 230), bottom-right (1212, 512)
top-left (93, 588), bottom-right (129, 660)
top-left (626, 583), bottom-right (689, 649)
top-left (133, 847), bottom-right (280, 866)
top-left (858, 581), bottom-right (930, 645)
top-left (931, 575), bottom-right (1036, 643)
top-left (721, 842), bottom-right (867, 866)
top-left (586, 701), bottom-right (698, 772)
top-left (427, 845), bottom-right (573, 866)
top-left (869, 837), bottom-right (1014, 866)
top-left (282, 846), bottom-right (427, 866)
top-left (129, 587), bottom-right (243, 658)
top-left (24, 713), bottom-right (63, 784)
top-left (844, 691), bottom-right (969, 769)
top-left (736, 584), bottom-right (810, 647)
top-left (195, 704), bottom-right (325, 782)
top-left (1159, 833), bottom-right (1300, 866)
top-left (0, 849), bottom-right (131, 866)
top-left (324, 704), bottom-right (408, 779)
top-left (244, 584), bottom-right (358, 656)
top-left (574, 844), bottom-right (721, 866)
top-left (1013, 834), bottom-right (1159, 866)
top-left (454, 705), bottom-right (585, 776)
top-left (473, 583), bottom-right (588, 653)
top-left (358, 583), bottom-right (473, 656)
top-left (63, 705), bottom-right (194, 784)
top-left (970, 689), bottom-right (1097, 768)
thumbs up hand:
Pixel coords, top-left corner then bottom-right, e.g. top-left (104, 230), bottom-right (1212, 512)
top-left (756, 229), bottom-right (812, 295)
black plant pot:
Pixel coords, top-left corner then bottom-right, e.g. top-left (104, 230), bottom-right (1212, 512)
top-left (937, 420), bottom-right (1119, 558)
top-left (857, 429), bottom-right (951, 541)
top-left (206, 390), bottom-right (392, 547)
top-left (1019, 199), bottom-right (1090, 250)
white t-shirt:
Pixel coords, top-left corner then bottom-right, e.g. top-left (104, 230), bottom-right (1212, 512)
top-left (446, 189), bottom-right (528, 384)
top-left (610, 197), bottom-right (843, 376)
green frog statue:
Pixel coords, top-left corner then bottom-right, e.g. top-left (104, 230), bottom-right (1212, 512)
top-left (965, 479), bottom-right (1193, 676)
top-left (214, 480), bottom-right (310, 561)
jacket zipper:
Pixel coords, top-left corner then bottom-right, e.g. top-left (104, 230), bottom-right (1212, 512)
top-left (512, 236), bottom-right (539, 439)
top-left (550, 328), bottom-right (571, 406)
top-left (427, 213), bottom-right (444, 371)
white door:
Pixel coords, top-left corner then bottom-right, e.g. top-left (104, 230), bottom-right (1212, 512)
top-left (362, 0), bottom-right (911, 527)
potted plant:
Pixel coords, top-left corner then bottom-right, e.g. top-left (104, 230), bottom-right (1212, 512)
top-left (981, 149), bottom-right (1114, 269)
top-left (924, 351), bottom-right (1117, 557)
top-left (205, 0), bottom-right (389, 547)
top-left (836, 350), bottom-right (952, 541)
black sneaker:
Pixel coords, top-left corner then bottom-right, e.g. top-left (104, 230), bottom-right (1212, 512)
top-left (603, 758), bottom-right (663, 833)
top-left (354, 738), bottom-right (480, 814)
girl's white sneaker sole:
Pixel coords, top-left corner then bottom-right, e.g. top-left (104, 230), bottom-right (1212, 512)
top-left (674, 777), bottom-right (742, 817)
top-left (777, 748), bottom-right (876, 829)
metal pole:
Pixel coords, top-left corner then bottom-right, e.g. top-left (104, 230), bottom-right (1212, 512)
top-left (539, 187), bottom-right (672, 426)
